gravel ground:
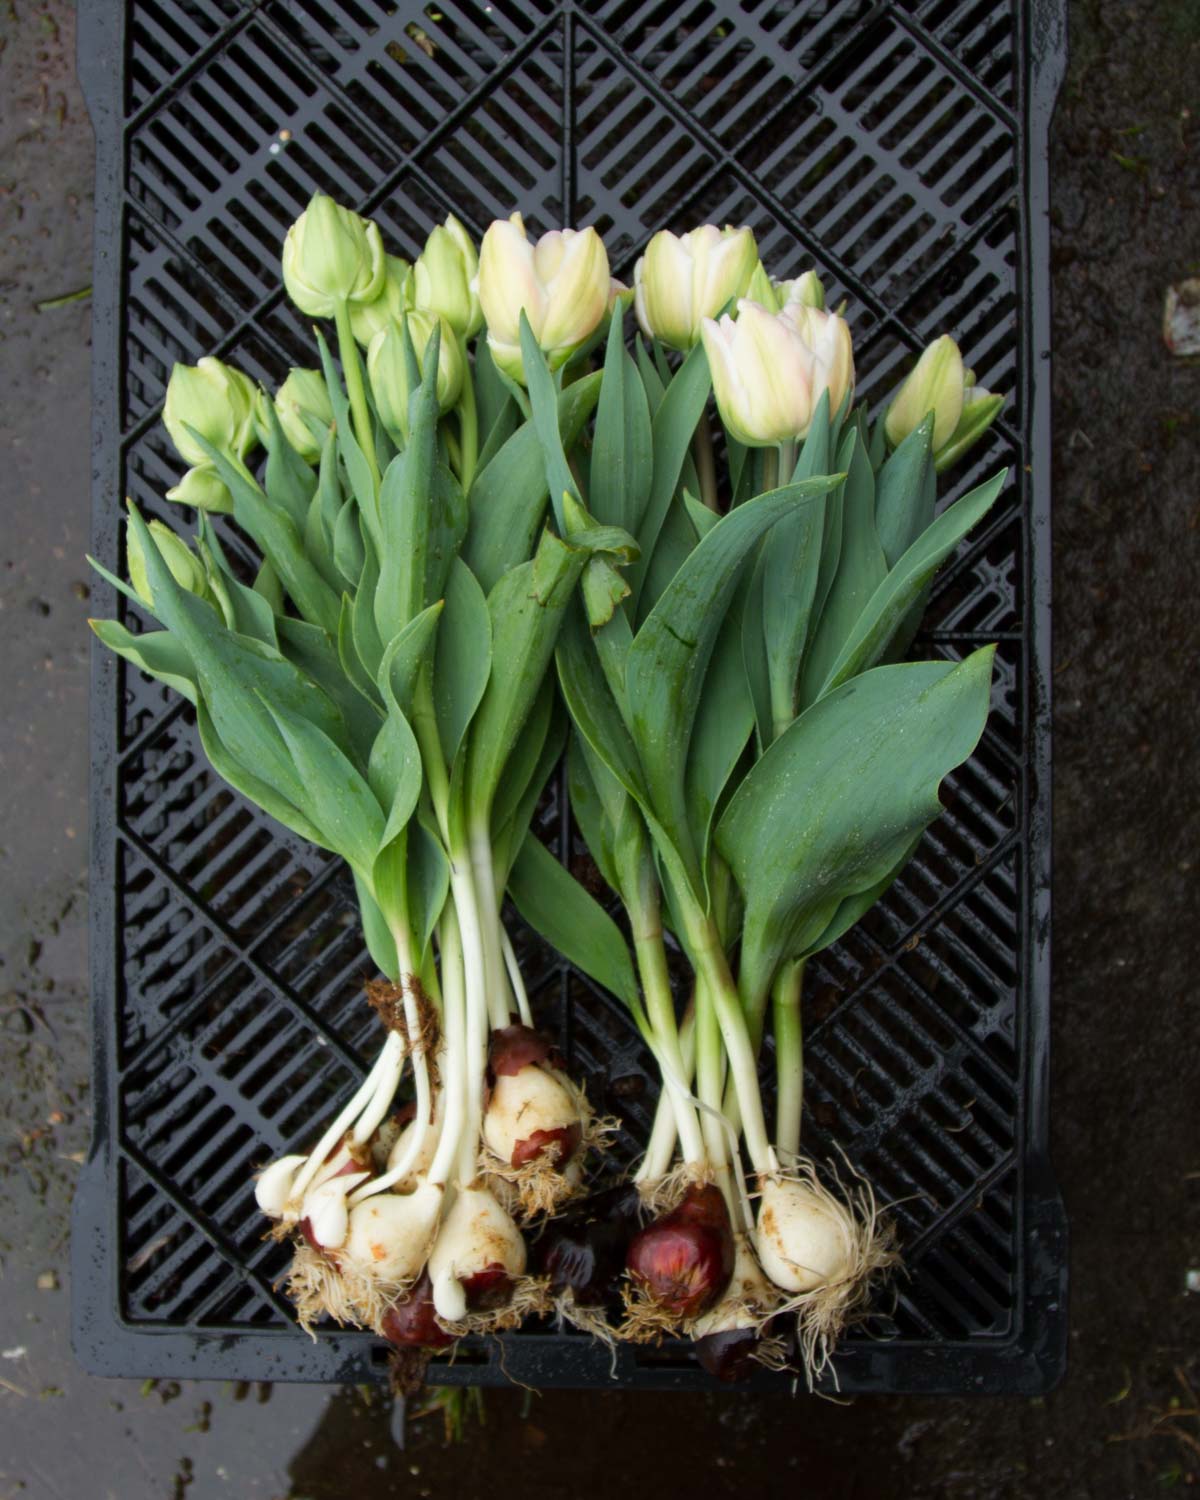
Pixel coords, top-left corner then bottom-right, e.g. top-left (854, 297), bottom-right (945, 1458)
top-left (0, 2), bottom-right (1196, 1496)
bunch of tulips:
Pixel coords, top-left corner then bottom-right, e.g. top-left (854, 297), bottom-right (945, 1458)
top-left (92, 193), bottom-right (1003, 1386)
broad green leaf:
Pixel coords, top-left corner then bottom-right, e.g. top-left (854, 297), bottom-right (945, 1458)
top-left (555, 602), bottom-right (649, 809)
top-left (434, 557), bottom-right (492, 767)
top-left (474, 340), bottom-right (514, 459)
top-left (369, 704), bottom-right (423, 849)
top-left (684, 604), bottom-right (754, 882)
top-left (509, 834), bottom-right (640, 1010)
top-left (338, 595), bottom-right (383, 710)
top-left (276, 615), bottom-right (381, 770)
top-left (333, 496), bottom-right (365, 589)
top-left (352, 527), bottom-right (385, 684)
top-left (126, 506), bottom-right (345, 809)
top-left (492, 685), bottom-right (566, 884)
top-left (253, 558), bottom-right (284, 615)
top-left (373, 355), bottom-right (446, 646)
top-left (316, 330), bottom-right (379, 545)
top-left (196, 700), bottom-right (324, 849)
top-left (875, 413), bottom-right (935, 568)
top-left (306, 431), bottom-right (346, 592)
top-left (635, 338), bottom-right (665, 421)
top-left (466, 528), bottom-right (588, 815)
top-left (186, 429), bottom-right (340, 637)
top-left (378, 602), bottom-right (444, 720)
top-left (260, 393), bottom-right (317, 529)
top-left (520, 314), bottom-right (579, 533)
top-left (760, 392), bottom-right (832, 739)
top-left (262, 694), bottom-right (385, 878)
top-left (627, 341), bottom-right (712, 607)
top-left (88, 619), bottom-right (197, 703)
top-left (590, 312), bottom-right (653, 536)
top-left (716, 649), bottom-right (996, 1012)
top-left (798, 835), bottom-right (922, 962)
top-left (490, 675), bottom-right (556, 849)
top-left (464, 372), bottom-right (602, 595)
top-left (635, 492), bottom-right (699, 626)
top-left (798, 425), bottom-right (886, 707)
top-left (565, 732), bottom-right (623, 897)
top-left (196, 518), bottom-right (278, 646)
top-left (353, 871), bottom-right (400, 981)
top-left (816, 469), bottom-right (1007, 698)
top-left (624, 477), bottom-right (841, 897)
top-left (407, 819), bottom-right (450, 959)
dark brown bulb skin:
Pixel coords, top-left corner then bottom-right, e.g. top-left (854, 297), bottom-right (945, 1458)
top-left (381, 1272), bottom-right (454, 1351)
top-left (626, 1184), bottom-right (735, 1319)
top-left (461, 1262), bottom-right (513, 1312)
top-left (511, 1120), bottom-right (583, 1170)
top-left (488, 1024), bottom-right (554, 1078)
top-left (536, 1182), bottom-right (642, 1305)
top-left (694, 1327), bottom-right (759, 1382)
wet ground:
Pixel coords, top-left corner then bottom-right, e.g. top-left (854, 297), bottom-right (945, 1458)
top-left (1, 1), bottom-right (1197, 1495)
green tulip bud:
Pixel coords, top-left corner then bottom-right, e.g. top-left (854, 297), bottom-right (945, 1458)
top-left (164, 462), bottom-right (234, 513)
top-left (775, 270), bottom-right (826, 311)
top-left (745, 261), bottom-right (780, 312)
top-left (273, 368), bottom-right (334, 463)
top-left (932, 387), bottom-right (1004, 473)
top-left (127, 518), bottom-right (209, 609)
top-left (349, 254), bottom-right (415, 346)
top-left (633, 224), bottom-right (759, 350)
top-left (884, 334), bottom-right (966, 451)
top-left (367, 311), bottom-right (464, 439)
top-left (163, 357), bottom-right (257, 471)
top-left (281, 192), bottom-right (386, 317)
top-left (413, 214), bottom-right (482, 339)
top-left (477, 214), bottom-right (612, 383)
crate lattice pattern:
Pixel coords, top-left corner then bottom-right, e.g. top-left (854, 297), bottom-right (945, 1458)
top-left (102, 0), bottom-right (1043, 1382)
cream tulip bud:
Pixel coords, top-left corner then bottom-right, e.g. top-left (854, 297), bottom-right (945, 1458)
top-left (633, 224), bottom-right (759, 350)
top-left (413, 214), bottom-right (482, 338)
top-left (126, 518), bottom-right (209, 610)
top-left (701, 298), bottom-right (853, 446)
top-left (775, 269), bottom-right (826, 311)
top-left (348, 254), bottom-right (414, 346)
top-left (281, 192), bottom-right (386, 317)
top-left (273, 368), bottom-right (334, 462)
top-left (884, 334), bottom-right (966, 451)
top-left (781, 301), bottom-right (855, 418)
top-left (476, 213), bottom-right (611, 381)
top-left (367, 311), bottom-right (464, 438)
top-left (163, 357), bottom-right (258, 469)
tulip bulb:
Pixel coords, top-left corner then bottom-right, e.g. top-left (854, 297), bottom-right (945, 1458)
top-left (483, 1065), bottom-right (583, 1170)
top-left (381, 1271), bottom-right (454, 1350)
top-left (342, 1180), bottom-right (444, 1285)
top-left (303, 1170), bottom-right (370, 1250)
top-left (427, 1186), bottom-right (527, 1323)
top-left (754, 1176), bottom-right (855, 1293)
top-left (254, 1153), bottom-right (308, 1219)
top-left (626, 1183), bottom-right (735, 1320)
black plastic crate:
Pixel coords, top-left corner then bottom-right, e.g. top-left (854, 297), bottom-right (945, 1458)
top-left (73, 0), bottom-right (1068, 1392)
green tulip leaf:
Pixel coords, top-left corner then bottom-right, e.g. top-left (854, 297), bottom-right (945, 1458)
top-left (716, 648), bottom-right (996, 1012)
top-left (815, 469), bottom-right (1007, 699)
top-left (508, 834), bottom-right (640, 1011)
top-left (625, 477), bottom-right (841, 898)
top-left (590, 311), bottom-right (653, 537)
top-left (464, 371), bottom-right (602, 595)
top-left (434, 557), bottom-right (492, 768)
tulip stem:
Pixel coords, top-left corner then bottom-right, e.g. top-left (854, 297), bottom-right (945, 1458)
top-left (693, 414), bottom-right (719, 512)
top-left (772, 959), bottom-right (804, 1159)
top-left (333, 299), bottom-right (381, 494)
top-left (457, 360), bottom-right (479, 492)
top-left (761, 446), bottom-right (779, 494)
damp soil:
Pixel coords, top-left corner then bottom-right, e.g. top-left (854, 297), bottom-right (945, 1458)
top-left (0, 2), bottom-right (1197, 1495)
